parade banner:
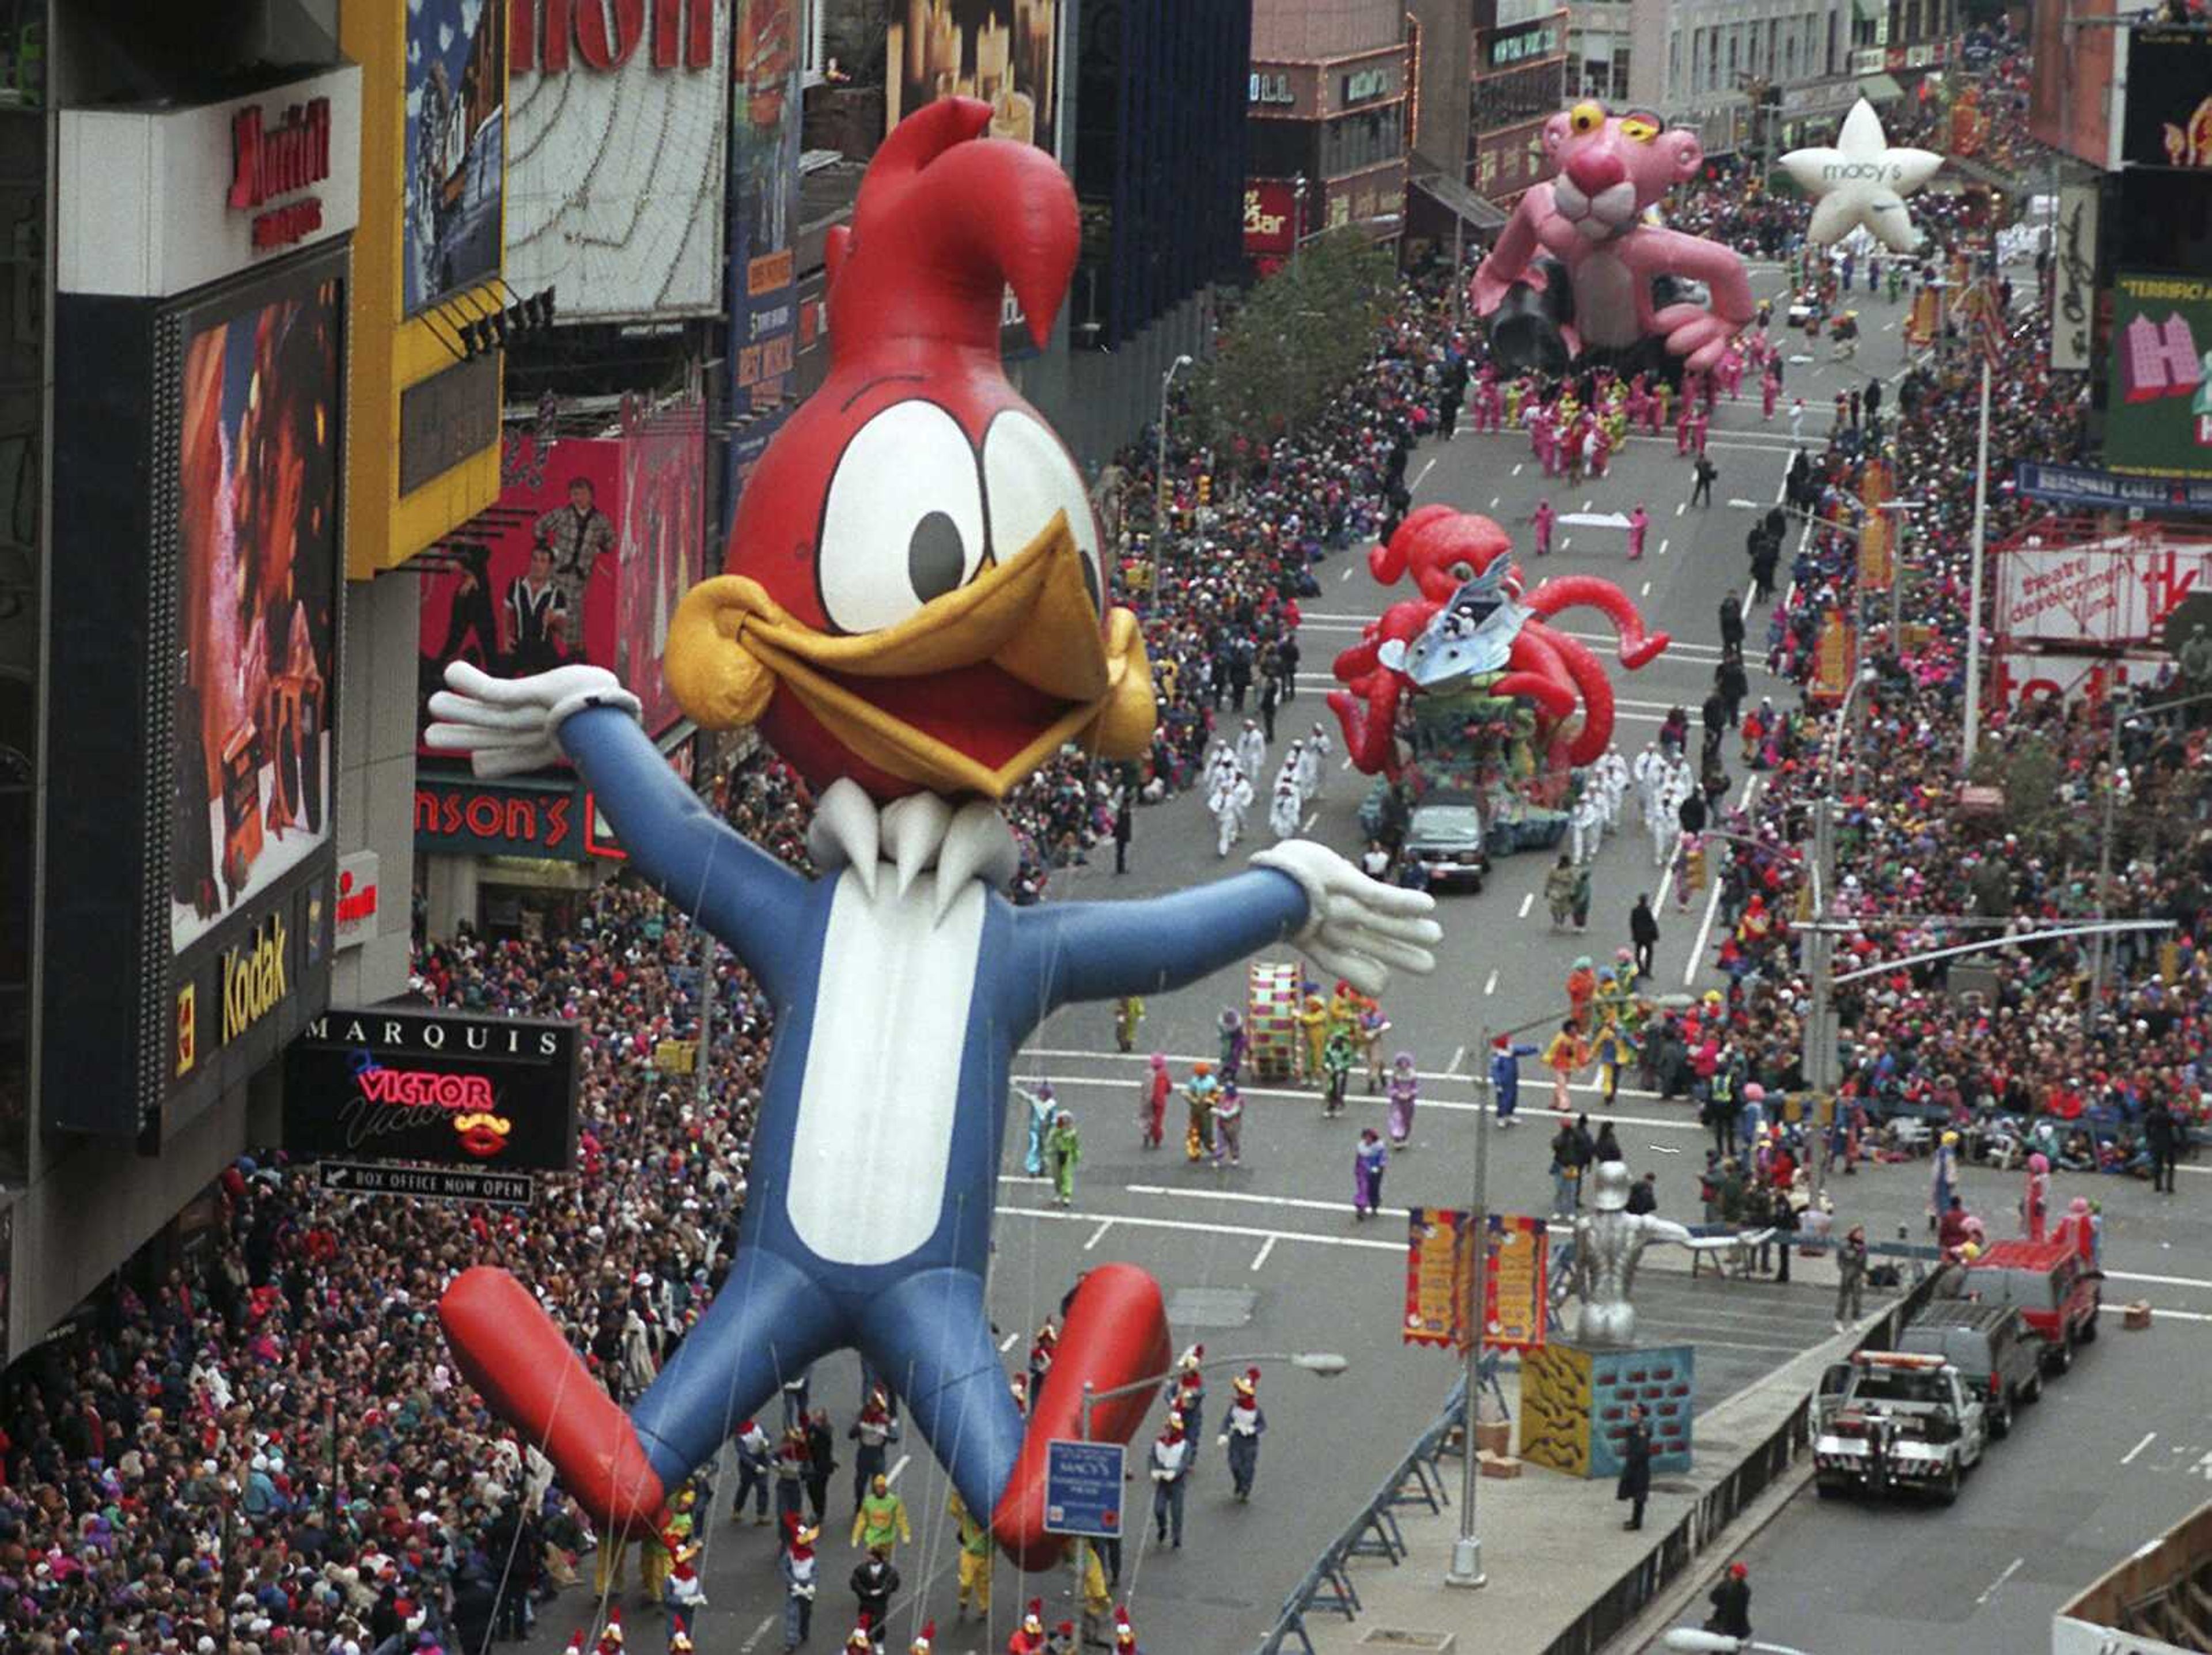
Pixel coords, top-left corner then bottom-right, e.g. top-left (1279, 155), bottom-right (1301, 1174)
top-left (2106, 272), bottom-right (2212, 482)
top-left (1482, 1214), bottom-right (1548, 1351)
top-left (1404, 1206), bottom-right (1472, 1349)
top-left (1994, 535), bottom-right (2212, 646)
top-left (1404, 1209), bottom-right (1548, 1351)
top-left (1859, 509), bottom-right (1892, 592)
top-left (1810, 613), bottom-right (1855, 700)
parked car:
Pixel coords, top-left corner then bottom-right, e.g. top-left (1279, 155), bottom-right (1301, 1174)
top-left (1897, 1301), bottom-right (2043, 1438)
top-left (1813, 1351), bottom-right (1988, 1505)
top-left (1953, 1237), bottom-right (2104, 1373)
top-left (1400, 794), bottom-right (1488, 892)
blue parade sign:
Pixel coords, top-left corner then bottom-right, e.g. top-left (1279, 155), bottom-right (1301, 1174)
top-left (1043, 1440), bottom-right (1126, 1537)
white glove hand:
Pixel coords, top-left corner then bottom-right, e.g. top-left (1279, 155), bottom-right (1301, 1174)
top-left (425, 661), bottom-right (642, 779)
top-left (1251, 839), bottom-right (1442, 997)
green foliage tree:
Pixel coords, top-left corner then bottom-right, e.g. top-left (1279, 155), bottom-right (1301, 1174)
top-left (1190, 230), bottom-right (1395, 446)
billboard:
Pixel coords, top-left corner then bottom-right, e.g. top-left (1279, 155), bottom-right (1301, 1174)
top-left (172, 275), bottom-right (342, 956)
top-left (2016, 460), bottom-right (2212, 518)
top-left (48, 244), bottom-right (345, 1144)
top-left (2029, 0), bottom-right (2119, 169)
top-left (506, 0), bottom-right (733, 320)
top-left (616, 394), bottom-right (707, 735)
top-left (1243, 179), bottom-right (1298, 258)
top-left (2119, 26), bottom-right (2212, 170)
top-left (2051, 185), bottom-right (2099, 374)
top-left (728, 0), bottom-right (804, 521)
top-left (403, 0), bottom-right (506, 313)
top-left (418, 430), bottom-right (623, 746)
top-left (1989, 649), bottom-right (2168, 712)
top-left (415, 775), bottom-right (602, 859)
top-left (57, 66), bottom-right (363, 300)
top-left (283, 1006), bottom-right (578, 1172)
top-left (886, 0), bottom-right (1062, 158)
top-left (1994, 534), bottom-right (2212, 645)
top-left (2105, 272), bottom-right (2212, 481)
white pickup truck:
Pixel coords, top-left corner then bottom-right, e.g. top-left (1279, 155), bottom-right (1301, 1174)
top-left (1813, 1351), bottom-right (1988, 1505)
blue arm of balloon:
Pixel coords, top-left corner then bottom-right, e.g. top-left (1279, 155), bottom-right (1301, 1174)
top-left (1015, 869), bottom-right (1309, 1009)
top-left (558, 709), bottom-right (808, 999)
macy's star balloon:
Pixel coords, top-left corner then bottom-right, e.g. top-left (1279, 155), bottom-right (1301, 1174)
top-left (1781, 97), bottom-right (1942, 253)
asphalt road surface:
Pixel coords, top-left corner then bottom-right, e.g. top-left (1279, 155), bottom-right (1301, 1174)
top-left (507, 267), bottom-right (2212, 1654)
top-left (1639, 1326), bottom-right (2212, 1654)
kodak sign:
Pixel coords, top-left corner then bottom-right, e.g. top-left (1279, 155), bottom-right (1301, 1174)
top-left (221, 914), bottom-right (290, 1045)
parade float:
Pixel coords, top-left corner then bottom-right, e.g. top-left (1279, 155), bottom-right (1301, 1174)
top-left (420, 99), bottom-right (1440, 1571)
top-left (1469, 100), bottom-right (1756, 377)
top-left (1330, 505), bottom-right (1669, 854)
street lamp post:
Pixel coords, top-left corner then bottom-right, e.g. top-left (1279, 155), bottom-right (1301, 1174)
top-left (1446, 1009), bottom-right (1562, 1589)
top-left (1071, 1350), bottom-right (1346, 1634)
top-left (1153, 353), bottom-right (1195, 602)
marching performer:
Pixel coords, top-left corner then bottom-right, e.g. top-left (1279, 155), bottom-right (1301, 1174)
top-left (1138, 1052), bottom-right (1169, 1150)
top-left (1221, 1368), bottom-right (1267, 1502)
top-left (1385, 1052), bottom-right (1419, 1149)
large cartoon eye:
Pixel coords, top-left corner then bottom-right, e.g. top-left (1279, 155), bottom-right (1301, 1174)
top-left (1570, 101), bottom-right (1605, 135)
top-left (817, 401), bottom-right (986, 634)
top-left (1448, 560), bottom-right (1477, 581)
top-left (982, 410), bottom-right (1104, 612)
top-left (1620, 112), bottom-right (1660, 143)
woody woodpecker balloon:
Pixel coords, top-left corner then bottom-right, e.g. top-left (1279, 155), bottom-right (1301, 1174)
top-left (426, 100), bottom-right (1441, 1570)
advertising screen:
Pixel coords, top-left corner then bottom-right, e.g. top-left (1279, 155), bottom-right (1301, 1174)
top-left (403, 0), bottom-right (506, 312)
top-left (617, 395), bottom-right (706, 736)
top-left (417, 430), bottom-right (624, 748)
top-left (729, 0), bottom-right (804, 520)
top-left (49, 242), bottom-right (344, 1144)
top-left (506, 0), bottom-right (732, 320)
top-left (2120, 26), bottom-right (2212, 170)
top-left (283, 1006), bottom-right (578, 1173)
top-left (2105, 271), bottom-right (2212, 481)
top-left (887, 0), bottom-right (1062, 158)
top-left (171, 272), bottom-right (343, 958)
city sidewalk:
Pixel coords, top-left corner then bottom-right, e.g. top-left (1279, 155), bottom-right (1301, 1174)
top-left (1297, 1251), bottom-right (1892, 1654)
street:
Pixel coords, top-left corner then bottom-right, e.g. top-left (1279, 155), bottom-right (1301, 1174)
top-left (517, 262), bottom-right (2212, 1654)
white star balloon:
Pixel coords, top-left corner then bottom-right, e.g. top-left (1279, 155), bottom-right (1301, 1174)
top-left (1780, 97), bottom-right (1944, 252)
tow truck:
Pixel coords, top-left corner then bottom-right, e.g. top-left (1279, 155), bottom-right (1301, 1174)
top-left (1813, 1350), bottom-right (1988, 1505)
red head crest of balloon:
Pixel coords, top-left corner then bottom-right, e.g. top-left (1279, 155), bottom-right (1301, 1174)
top-left (664, 99), bottom-right (1155, 802)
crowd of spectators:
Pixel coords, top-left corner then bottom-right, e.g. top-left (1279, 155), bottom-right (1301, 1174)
top-left (7, 25), bottom-right (2188, 1649)
top-left (1673, 31), bottom-right (2212, 1196)
top-left (0, 881), bottom-right (764, 1654)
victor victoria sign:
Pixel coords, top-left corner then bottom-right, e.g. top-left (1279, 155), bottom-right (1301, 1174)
top-left (282, 1006), bottom-right (579, 1173)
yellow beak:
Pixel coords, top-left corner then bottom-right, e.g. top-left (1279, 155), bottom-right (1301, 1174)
top-left (666, 510), bottom-right (1156, 798)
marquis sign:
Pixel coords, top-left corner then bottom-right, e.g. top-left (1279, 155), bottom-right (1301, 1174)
top-left (283, 1008), bottom-right (579, 1173)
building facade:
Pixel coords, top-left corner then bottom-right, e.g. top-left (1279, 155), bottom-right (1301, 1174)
top-left (1246, 0), bottom-right (1412, 258)
top-left (12, 0), bottom-right (452, 1360)
top-left (1561, 0), bottom-right (1899, 161)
